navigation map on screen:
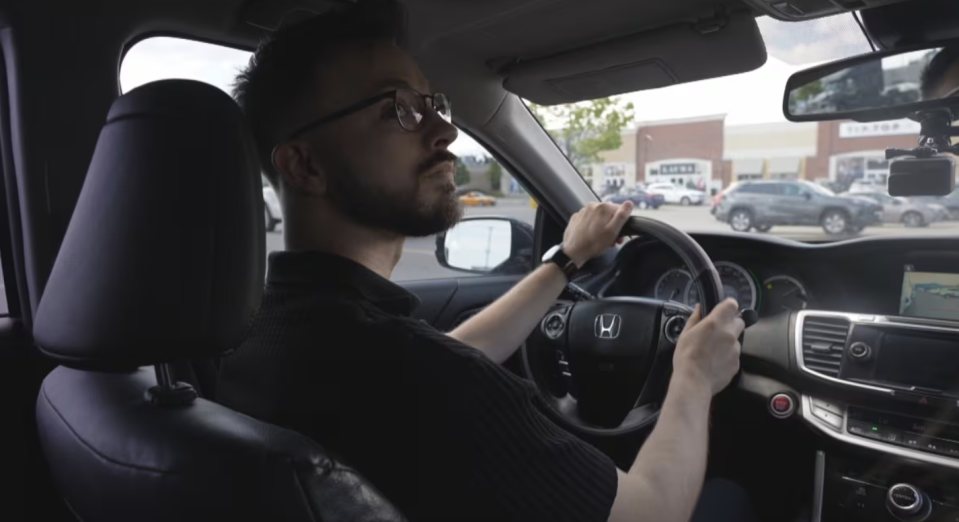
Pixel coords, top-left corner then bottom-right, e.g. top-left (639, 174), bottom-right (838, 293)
top-left (901, 266), bottom-right (959, 321)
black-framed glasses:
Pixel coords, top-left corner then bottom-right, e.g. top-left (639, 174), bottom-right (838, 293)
top-left (286, 88), bottom-right (451, 140)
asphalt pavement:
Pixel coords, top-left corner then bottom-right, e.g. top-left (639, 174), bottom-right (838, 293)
top-left (265, 198), bottom-right (959, 282)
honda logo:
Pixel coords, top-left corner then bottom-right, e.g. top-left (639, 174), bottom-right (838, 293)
top-left (594, 314), bottom-right (622, 339)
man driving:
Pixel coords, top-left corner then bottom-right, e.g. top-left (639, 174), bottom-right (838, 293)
top-left (217, 2), bottom-right (752, 521)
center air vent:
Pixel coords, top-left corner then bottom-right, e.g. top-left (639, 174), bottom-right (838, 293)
top-left (801, 315), bottom-right (851, 378)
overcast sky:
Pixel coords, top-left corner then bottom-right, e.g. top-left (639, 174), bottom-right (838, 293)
top-left (119, 13), bottom-right (874, 158)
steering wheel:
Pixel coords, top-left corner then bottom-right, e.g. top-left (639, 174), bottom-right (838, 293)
top-left (523, 216), bottom-right (723, 436)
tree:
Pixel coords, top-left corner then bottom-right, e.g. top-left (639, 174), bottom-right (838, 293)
top-left (794, 80), bottom-right (823, 102)
top-left (487, 161), bottom-right (503, 191)
top-left (528, 97), bottom-right (635, 173)
top-left (454, 158), bottom-right (471, 187)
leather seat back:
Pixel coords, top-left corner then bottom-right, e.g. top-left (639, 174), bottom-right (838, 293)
top-left (33, 80), bottom-right (405, 522)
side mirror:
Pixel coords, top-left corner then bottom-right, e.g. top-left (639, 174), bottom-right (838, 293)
top-left (892, 198), bottom-right (903, 206)
top-left (435, 217), bottom-right (534, 275)
top-left (802, 192), bottom-right (812, 200)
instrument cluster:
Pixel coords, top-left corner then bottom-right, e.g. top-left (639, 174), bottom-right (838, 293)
top-left (648, 260), bottom-right (809, 314)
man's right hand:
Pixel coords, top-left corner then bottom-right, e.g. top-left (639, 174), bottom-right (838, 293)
top-left (672, 299), bottom-right (745, 396)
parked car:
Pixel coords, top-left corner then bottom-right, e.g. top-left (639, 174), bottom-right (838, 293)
top-left (712, 180), bottom-right (882, 235)
top-left (910, 190), bottom-right (959, 220)
top-left (459, 190), bottom-right (497, 206)
top-left (602, 188), bottom-right (665, 209)
top-left (645, 183), bottom-right (705, 205)
top-left (841, 191), bottom-right (942, 227)
top-left (262, 176), bottom-right (282, 232)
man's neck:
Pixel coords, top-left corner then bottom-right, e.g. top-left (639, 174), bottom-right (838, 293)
top-left (284, 209), bottom-right (404, 280)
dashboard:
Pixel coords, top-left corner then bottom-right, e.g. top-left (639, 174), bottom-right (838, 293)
top-left (596, 233), bottom-right (959, 319)
top-left (553, 232), bottom-right (959, 521)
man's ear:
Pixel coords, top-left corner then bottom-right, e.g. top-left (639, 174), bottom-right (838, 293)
top-left (273, 141), bottom-right (327, 196)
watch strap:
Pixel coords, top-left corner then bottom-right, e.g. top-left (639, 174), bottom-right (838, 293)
top-left (546, 247), bottom-right (578, 280)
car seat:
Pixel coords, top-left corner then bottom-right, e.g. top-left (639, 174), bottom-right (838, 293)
top-left (32, 79), bottom-right (406, 522)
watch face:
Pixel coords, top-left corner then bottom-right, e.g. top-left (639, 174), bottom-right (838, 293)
top-left (542, 244), bottom-right (562, 263)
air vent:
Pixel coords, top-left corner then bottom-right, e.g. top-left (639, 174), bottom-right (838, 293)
top-left (801, 316), bottom-right (851, 378)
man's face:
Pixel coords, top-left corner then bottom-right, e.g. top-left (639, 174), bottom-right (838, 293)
top-left (284, 40), bottom-right (463, 237)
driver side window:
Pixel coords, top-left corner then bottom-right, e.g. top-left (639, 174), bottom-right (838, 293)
top-left (120, 36), bottom-right (536, 283)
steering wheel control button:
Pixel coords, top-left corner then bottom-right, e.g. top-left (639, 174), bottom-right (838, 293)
top-left (542, 312), bottom-right (567, 340)
top-left (769, 393), bottom-right (795, 418)
top-left (849, 342), bottom-right (871, 360)
top-left (886, 484), bottom-right (930, 522)
top-left (663, 315), bottom-right (686, 344)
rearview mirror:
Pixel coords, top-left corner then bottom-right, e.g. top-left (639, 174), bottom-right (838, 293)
top-left (784, 41), bottom-right (959, 122)
top-left (802, 191), bottom-right (812, 200)
top-left (435, 217), bottom-right (534, 275)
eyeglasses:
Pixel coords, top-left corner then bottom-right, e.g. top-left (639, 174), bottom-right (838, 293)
top-left (285, 88), bottom-right (451, 140)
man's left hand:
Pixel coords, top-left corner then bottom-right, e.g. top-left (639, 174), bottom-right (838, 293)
top-left (562, 201), bottom-right (634, 268)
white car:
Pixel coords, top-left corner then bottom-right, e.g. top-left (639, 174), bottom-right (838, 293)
top-left (645, 183), bottom-right (706, 205)
top-left (262, 176), bottom-right (282, 232)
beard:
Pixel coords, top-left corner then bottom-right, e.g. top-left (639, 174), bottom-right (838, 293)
top-left (325, 151), bottom-right (464, 237)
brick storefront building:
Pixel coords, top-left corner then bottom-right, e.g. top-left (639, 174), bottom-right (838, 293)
top-left (635, 115), bottom-right (728, 192)
top-left (594, 116), bottom-right (932, 195)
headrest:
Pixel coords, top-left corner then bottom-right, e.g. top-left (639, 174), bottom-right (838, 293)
top-left (34, 80), bottom-right (265, 370)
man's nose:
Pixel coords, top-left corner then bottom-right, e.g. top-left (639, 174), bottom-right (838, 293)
top-left (424, 110), bottom-right (458, 149)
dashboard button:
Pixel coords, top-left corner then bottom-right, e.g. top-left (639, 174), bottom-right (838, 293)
top-left (848, 419), bottom-right (883, 440)
top-left (902, 432), bottom-right (923, 449)
top-left (849, 342), bottom-right (871, 360)
top-left (921, 438), bottom-right (943, 453)
top-left (932, 439), bottom-right (959, 458)
top-left (811, 398), bottom-right (843, 416)
top-left (769, 393), bottom-right (795, 418)
top-left (880, 428), bottom-right (903, 444)
top-left (810, 405), bottom-right (843, 430)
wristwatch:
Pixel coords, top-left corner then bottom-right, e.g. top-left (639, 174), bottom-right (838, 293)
top-left (542, 244), bottom-right (579, 280)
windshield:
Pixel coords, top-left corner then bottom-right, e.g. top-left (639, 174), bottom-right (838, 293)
top-left (528, 14), bottom-right (959, 242)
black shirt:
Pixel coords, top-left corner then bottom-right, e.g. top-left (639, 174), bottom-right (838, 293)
top-left (218, 251), bottom-right (617, 522)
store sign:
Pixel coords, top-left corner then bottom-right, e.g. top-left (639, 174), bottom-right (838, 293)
top-left (839, 120), bottom-right (921, 138)
top-left (660, 163), bottom-right (698, 175)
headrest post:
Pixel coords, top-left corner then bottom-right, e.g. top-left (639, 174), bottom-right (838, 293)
top-left (145, 363), bottom-right (198, 407)
top-left (155, 363), bottom-right (175, 388)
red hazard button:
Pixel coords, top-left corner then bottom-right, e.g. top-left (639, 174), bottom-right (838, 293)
top-left (770, 393), bottom-right (795, 418)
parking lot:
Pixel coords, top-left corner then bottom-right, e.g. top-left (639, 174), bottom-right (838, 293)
top-left (265, 198), bottom-right (959, 281)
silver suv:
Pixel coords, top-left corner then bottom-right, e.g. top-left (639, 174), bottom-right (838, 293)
top-left (712, 180), bottom-right (883, 235)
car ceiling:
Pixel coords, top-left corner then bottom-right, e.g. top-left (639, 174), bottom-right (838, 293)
top-left (0, 0), bottom-right (795, 317)
top-left (125, 0), bottom-right (760, 111)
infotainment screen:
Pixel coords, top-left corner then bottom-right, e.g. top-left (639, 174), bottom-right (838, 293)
top-left (900, 265), bottom-right (959, 321)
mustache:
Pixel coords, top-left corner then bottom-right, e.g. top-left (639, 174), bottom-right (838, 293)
top-left (418, 150), bottom-right (458, 175)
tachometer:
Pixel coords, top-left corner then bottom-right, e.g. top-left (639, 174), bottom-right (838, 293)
top-left (684, 261), bottom-right (757, 311)
top-left (654, 268), bottom-right (692, 303)
top-left (763, 275), bottom-right (809, 313)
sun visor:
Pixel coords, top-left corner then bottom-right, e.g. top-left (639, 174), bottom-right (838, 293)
top-left (503, 11), bottom-right (766, 105)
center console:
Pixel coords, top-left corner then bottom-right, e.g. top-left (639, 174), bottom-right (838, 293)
top-left (794, 305), bottom-right (959, 521)
top-left (816, 450), bottom-right (959, 522)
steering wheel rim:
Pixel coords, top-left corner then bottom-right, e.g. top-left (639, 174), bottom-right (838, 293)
top-left (523, 215), bottom-right (722, 437)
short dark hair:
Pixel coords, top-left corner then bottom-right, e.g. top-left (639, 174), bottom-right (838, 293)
top-left (921, 47), bottom-right (959, 100)
top-left (233, 1), bottom-right (407, 185)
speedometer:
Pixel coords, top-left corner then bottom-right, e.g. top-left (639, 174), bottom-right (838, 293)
top-left (654, 268), bottom-right (692, 303)
top-left (684, 261), bottom-right (757, 311)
